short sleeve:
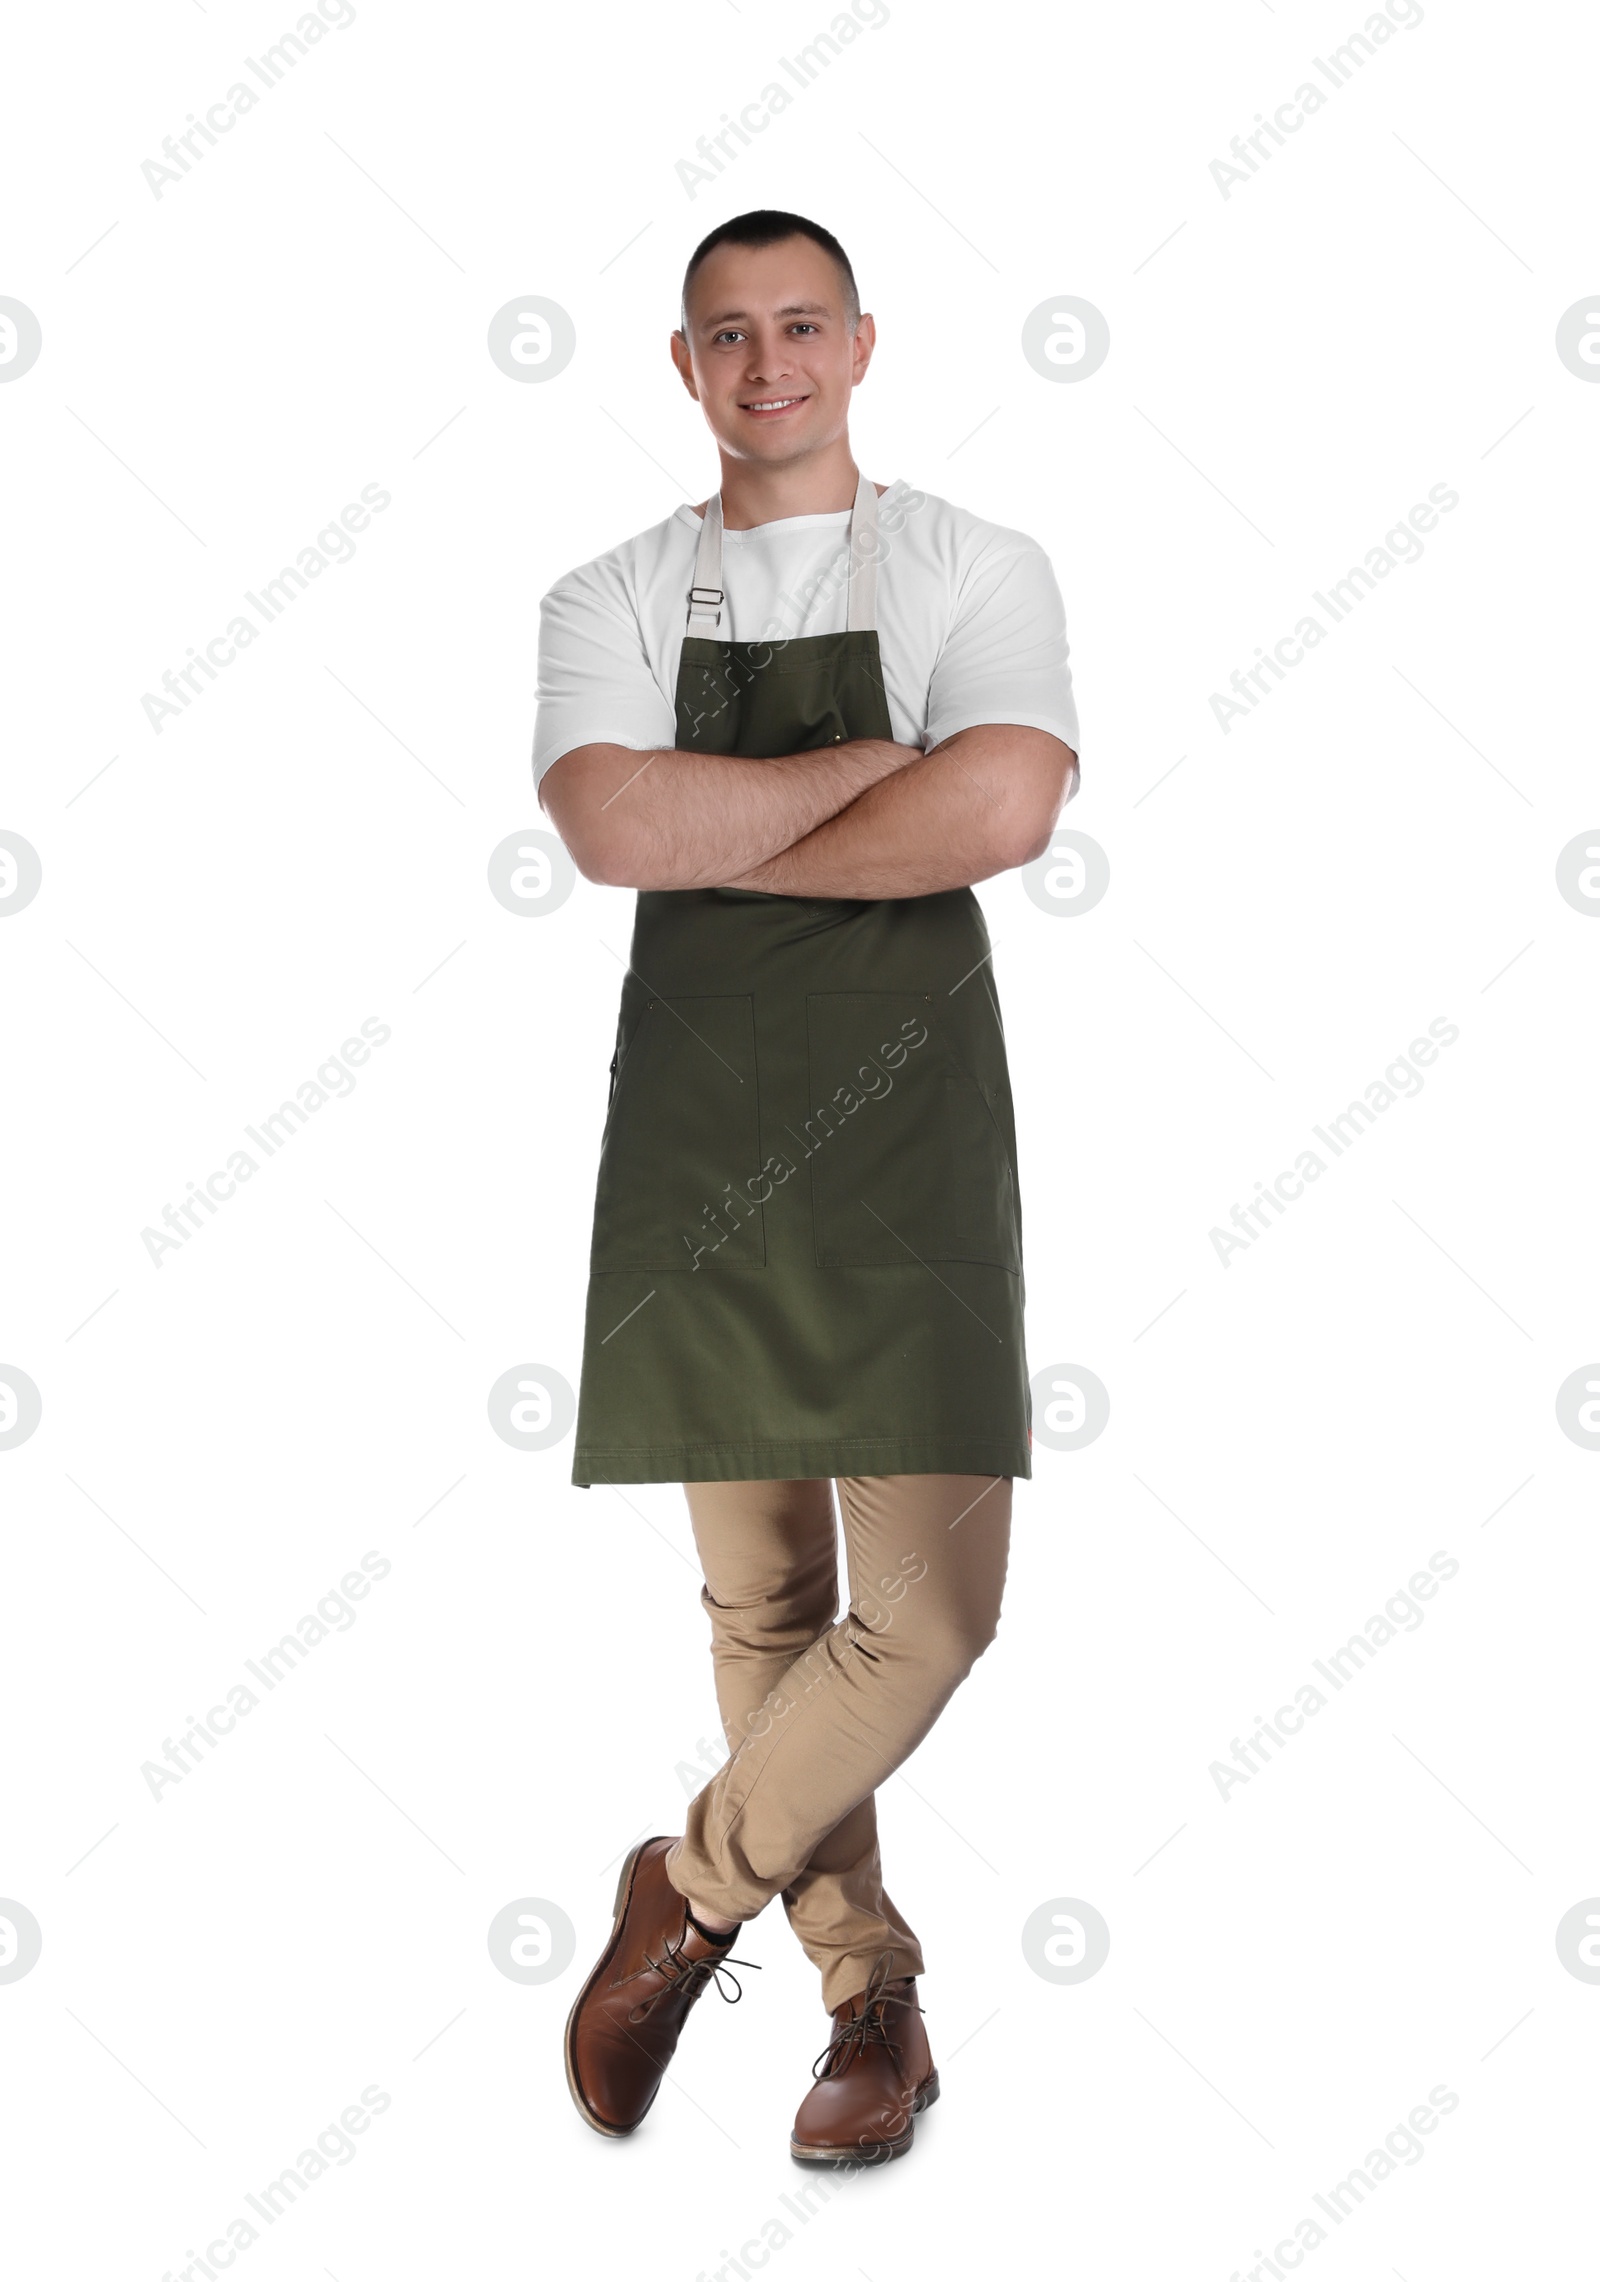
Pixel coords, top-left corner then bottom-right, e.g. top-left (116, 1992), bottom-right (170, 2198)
top-left (532, 562), bottom-right (675, 790)
top-left (923, 534), bottom-right (1080, 759)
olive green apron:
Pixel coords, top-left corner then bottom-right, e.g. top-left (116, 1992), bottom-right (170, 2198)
top-left (572, 474), bottom-right (1031, 1486)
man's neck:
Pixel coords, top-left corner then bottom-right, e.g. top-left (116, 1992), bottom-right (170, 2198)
top-left (711, 439), bottom-right (862, 530)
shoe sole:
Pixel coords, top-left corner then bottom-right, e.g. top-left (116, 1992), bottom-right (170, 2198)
top-left (563, 1833), bottom-right (666, 2139)
top-left (788, 2071), bottom-right (941, 2166)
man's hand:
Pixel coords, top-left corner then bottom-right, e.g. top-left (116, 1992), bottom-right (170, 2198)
top-left (723, 726), bottom-right (1079, 900)
top-left (540, 736), bottom-right (920, 890)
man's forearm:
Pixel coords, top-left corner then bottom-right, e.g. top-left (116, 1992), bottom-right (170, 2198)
top-left (726, 728), bottom-right (1079, 900)
top-left (541, 737), bottom-right (917, 889)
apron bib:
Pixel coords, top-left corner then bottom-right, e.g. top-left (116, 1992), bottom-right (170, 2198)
top-left (571, 474), bottom-right (1031, 1485)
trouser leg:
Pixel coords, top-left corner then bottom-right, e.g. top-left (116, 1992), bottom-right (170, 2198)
top-left (670, 1478), bottom-right (924, 2006)
top-left (667, 1472), bottom-right (1012, 2009)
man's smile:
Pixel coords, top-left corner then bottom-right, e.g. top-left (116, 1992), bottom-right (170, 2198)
top-left (739, 393), bottom-right (811, 418)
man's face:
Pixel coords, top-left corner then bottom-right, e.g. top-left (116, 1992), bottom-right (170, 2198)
top-left (673, 235), bottom-right (874, 467)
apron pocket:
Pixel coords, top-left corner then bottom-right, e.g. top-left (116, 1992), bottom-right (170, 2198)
top-left (804, 992), bottom-right (1021, 1273)
top-left (590, 992), bottom-right (766, 1273)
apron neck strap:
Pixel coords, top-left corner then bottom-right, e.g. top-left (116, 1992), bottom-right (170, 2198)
top-left (685, 473), bottom-right (880, 637)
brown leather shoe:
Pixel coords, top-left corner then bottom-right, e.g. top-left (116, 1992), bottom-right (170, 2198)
top-left (790, 1952), bottom-right (940, 2165)
top-left (564, 1835), bottom-right (757, 2136)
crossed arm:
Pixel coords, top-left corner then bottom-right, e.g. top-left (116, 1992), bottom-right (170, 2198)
top-left (540, 725), bottom-right (1078, 900)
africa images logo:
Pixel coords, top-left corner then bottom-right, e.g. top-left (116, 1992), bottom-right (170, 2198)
top-left (684, 1017), bottom-right (929, 1268)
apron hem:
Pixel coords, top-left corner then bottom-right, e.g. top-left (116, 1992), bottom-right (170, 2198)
top-left (573, 1436), bottom-right (1031, 1487)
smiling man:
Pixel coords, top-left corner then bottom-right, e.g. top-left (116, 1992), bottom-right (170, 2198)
top-left (537, 209), bottom-right (1080, 2165)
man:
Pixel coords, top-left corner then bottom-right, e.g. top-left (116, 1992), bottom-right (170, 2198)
top-left (536, 209), bottom-right (1079, 2165)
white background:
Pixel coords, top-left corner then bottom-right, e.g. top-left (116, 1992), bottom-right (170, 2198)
top-left (2, 0), bottom-right (1597, 2275)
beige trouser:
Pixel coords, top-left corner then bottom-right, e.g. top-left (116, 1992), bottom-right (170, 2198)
top-left (664, 1473), bottom-right (1012, 2011)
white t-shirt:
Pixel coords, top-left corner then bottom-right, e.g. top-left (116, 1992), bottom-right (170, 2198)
top-left (532, 477), bottom-right (1080, 790)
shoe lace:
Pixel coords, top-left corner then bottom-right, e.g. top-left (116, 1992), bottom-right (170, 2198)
top-left (627, 1932), bottom-right (761, 2023)
top-left (811, 1950), bottom-right (924, 2080)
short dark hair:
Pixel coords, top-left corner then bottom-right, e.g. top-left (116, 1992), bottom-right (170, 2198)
top-left (679, 209), bottom-right (860, 334)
